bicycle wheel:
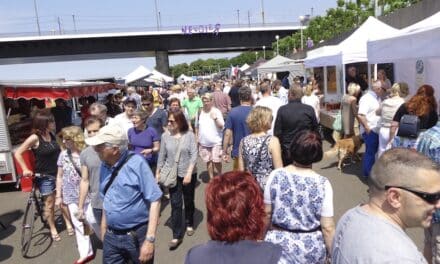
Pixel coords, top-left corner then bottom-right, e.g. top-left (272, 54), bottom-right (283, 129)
top-left (21, 199), bottom-right (36, 257)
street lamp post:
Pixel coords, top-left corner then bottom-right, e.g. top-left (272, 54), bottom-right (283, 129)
top-left (275, 35), bottom-right (279, 55)
top-left (255, 51), bottom-right (258, 60)
top-left (299, 15), bottom-right (304, 50)
top-left (299, 15), bottom-right (310, 50)
top-left (262, 45), bottom-right (266, 59)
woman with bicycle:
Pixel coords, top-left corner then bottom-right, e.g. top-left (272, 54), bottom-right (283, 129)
top-left (15, 109), bottom-right (73, 242)
top-left (55, 126), bottom-right (94, 264)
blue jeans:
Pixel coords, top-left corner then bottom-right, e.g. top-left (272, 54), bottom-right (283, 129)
top-left (103, 223), bottom-right (154, 264)
top-left (362, 131), bottom-right (379, 177)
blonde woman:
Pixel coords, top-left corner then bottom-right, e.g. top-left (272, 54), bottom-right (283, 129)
top-left (341, 83), bottom-right (361, 138)
top-left (55, 126), bottom-right (94, 264)
top-left (238, 106), bottom-right (283, 190)
top-left (301, 84), bottom-right (320, 122)
top-left (376, 83), bottom-right (406, 157)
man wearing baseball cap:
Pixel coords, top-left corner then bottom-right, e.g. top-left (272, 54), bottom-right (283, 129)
top-left (86, 124), bottom-right (162, 264)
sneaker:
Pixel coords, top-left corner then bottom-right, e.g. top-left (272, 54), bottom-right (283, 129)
top-left (168, 238), bottom-right (183, 250)
top-left (186, 227), bottom-right (195, 236)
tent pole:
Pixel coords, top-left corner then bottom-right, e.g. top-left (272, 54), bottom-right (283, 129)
top-left (374, 64), bottom-right (378, 80)
top-left (341, 65), bottom-right (346, 95)
top-left (323, 66), bottom-right (328, 98)
top-left (368, 64), bottom-right (372, 89)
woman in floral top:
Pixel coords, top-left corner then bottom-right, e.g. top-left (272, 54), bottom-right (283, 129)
top-left (264, 130), bottom-right (335, 264)
top-left (55, 126), bottom-right (94, 263)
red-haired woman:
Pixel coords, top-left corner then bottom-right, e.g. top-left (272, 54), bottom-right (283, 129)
top-left (185, 171), bottom-right (282, 264)
top-left (390, 84), bottom-right (438, 149)
top-left (264, 130), bottom-right (335, 263)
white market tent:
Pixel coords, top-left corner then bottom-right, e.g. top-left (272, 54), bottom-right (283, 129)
top-left (177, 74), bottom-right (193, 84)
top-left (305, 16), bottom-right (399, 68)
top-left (257, 55), bottom-right (305, 76)
top-left (124, 65), bottom-right (152, 84)
top-left (239, 63), bottom-right (250, 72)
top-left (144, 70), bottom-right (174, 84)
top-left (367, 11), bottom-right (440, 94)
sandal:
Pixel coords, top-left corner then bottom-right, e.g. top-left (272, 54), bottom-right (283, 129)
top-left (51, 233), bottom-right (61, 242)
top-left (67, 227), bottom-right (75, 236)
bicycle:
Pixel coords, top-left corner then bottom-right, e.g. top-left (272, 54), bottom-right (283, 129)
top-left (17, 173), bottom-right (53, 257)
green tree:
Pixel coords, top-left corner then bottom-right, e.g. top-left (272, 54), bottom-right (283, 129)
top-left (275, 0), bottom-right (420, 56)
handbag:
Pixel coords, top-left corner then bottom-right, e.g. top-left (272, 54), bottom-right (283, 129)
top-left (396, 114), bottom-right (420, 138)
top-left (159, 135), bottom-right (183, 188)
top-left (332, 110), bottom-right (342, 132)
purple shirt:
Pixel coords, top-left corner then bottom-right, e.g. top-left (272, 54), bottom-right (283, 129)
top-left (128, 126), bottom-right (160, 165)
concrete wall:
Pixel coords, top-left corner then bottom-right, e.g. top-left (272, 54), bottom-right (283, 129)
top-left (379, 0), bottom-right (440, 29)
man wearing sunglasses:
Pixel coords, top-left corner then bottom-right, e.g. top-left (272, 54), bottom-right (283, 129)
top-left (332, 148), bottom-right (440, 264)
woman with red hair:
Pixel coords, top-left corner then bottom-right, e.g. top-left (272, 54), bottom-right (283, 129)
top-left (184, 171), bottom-right (282, 264)
top-left (390, 84), bottom-right (438, 149)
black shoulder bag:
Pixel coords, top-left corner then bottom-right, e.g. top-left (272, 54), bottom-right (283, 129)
top-left (103, 153), bottom-right (135, 195)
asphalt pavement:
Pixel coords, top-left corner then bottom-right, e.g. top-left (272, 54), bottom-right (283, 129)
top-left (0, 142), bottom-right (424, 264)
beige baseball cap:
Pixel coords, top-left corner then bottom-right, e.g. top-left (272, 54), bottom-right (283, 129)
top-left (85, 124), bottom-right (126, 146)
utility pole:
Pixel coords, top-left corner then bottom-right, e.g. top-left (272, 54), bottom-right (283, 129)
top-left (158, 11), bottom-right (162, 28)
top-left (248, 10), bottom-right (251, 27)
top-left (72, 14), bottom-right (77, 33)
top-left (236, 9), bottom-right (240, 26)
top-left (57, 16), bottom-right (62, 34)
top-left (154, 0), bottom-right (159, 30)
top-left (311, 7), bottom-right (314, 17)
top-left (33, 0), bottom-right (41, 35)
top-left (261, 0), bottom-right (265, 25)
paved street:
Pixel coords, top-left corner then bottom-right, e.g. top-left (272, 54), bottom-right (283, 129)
top-left (0, 142), bottom-right (424, 264)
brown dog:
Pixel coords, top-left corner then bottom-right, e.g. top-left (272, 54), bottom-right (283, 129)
top-left (325, 135), bottom-right (362, 170)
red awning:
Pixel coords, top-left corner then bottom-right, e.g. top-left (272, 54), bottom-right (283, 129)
top-left (2, 81), bottom-right (119, 100)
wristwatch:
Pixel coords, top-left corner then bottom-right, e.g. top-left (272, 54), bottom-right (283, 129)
top-left (145, 236), bottom-right (156, 243)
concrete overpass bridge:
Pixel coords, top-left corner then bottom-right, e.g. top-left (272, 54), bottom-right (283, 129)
top-left (0, 23), bottom-right (300, 74)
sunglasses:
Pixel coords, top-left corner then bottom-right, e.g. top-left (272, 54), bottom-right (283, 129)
top-left (142, 103), bottom-right (152, 106)
top-left (385, 185), bottom-right (440, 204)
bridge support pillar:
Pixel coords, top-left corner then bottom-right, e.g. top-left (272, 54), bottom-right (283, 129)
top-left (155, 51), bottom-right (170, 76)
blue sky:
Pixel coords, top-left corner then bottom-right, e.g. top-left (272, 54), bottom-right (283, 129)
top-left (0, 0), bottom-right (337, 80)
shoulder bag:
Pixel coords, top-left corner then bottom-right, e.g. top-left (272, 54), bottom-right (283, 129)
top-left (396, 114), bottom-right (420, 138)
top-left (159, 135), bottom-right (184, 188)
top-left (332, 110), bottom-right (342, 132)
top-left (66, 149), bottom-right (82, 177)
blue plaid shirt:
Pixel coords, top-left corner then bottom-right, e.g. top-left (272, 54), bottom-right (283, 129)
top-left (416, 121), bottom-right (440, 223)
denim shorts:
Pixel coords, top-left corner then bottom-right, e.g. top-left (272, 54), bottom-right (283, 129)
top-left (35, 176), bottom-right (56, 196)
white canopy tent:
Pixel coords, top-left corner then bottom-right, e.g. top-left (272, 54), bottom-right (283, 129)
top-left (305, 17), bottom-right (399, 67)
top-left (123, 65), bottom-right (152, 85)
top-left (144, 70), bottom-right (174, 84)
top-left (239, 63), bottom-right (250, 72)
top-left (304, 16), bottom-right (398, 99)
top-left (367, 11), bottom-right (440, 95)
top-left (257, 55), bottom-right (305, 77)
top-left (177, 74), bottom-right (193, 84)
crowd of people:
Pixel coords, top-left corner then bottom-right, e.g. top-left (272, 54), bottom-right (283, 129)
top-left (12, 75), bottom-right (440, 264)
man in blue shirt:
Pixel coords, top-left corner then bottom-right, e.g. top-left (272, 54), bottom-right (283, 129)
top-left (223, 86), bottom-right (252, 170)
top-left (85, 124), bottom-right (162, 264)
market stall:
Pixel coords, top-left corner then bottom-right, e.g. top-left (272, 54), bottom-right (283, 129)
top-left (257, 55), bottom-right (305, 77)
top-left (367, 11), bottom-right (440, 95)
top-left (0, 80), bottom-right (117, 184)
top-left (304, 16), bottom-right (398, 128)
